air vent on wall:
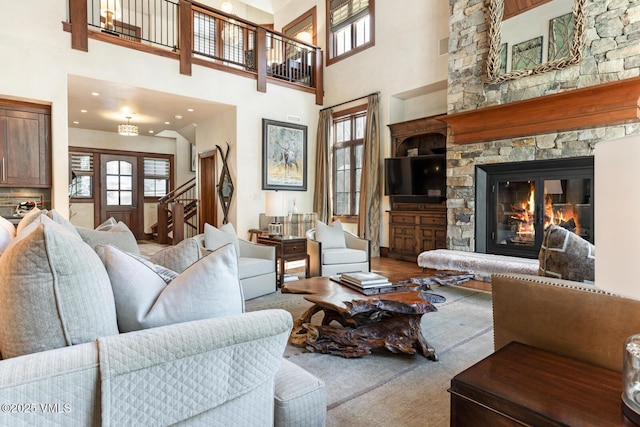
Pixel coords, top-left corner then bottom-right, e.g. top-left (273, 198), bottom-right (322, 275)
top-left (286, 115), bottom-right (302, 123)
top-left (439, 37), bottom-right (449, 56)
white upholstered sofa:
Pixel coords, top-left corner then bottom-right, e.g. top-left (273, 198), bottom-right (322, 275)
top-left (0, 211), bottom-right (326, 426)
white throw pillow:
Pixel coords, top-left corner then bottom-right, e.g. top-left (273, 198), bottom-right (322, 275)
top-left (0, 216), bottom-right (15, 238)
top-left (0, 217), bottom-right (15, 255)
top-left (148, 237), bottom-right (202, 273)
top-left (0, 218), bottom-right (119, 358)
top-left (204, 222), bottom-right (240, 257)
top-left (15, 207), bottom-right (47, 235)
top-left (95, 217), bottom-right (118, 231)
top-left (76, 221), bottom-right (139, 254)
top-left (315, 220), bottom-right (346, 249)
top-left (98, 243), bottom-right (244, 332)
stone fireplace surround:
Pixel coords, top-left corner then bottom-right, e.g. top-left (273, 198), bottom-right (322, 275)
top-left (437, 77), bottom-right (640, 254)
top-left (444, 0), bottom-right (640, 255)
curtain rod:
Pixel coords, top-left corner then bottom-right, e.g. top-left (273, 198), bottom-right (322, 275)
top-left (320, 91), bottom-right (379, 112)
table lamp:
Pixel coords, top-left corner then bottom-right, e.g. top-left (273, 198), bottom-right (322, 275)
top-left (265, 191), bottom-right (286, 236)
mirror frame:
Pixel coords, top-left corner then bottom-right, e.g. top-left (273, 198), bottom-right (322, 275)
top-left (485, 0), bottom-right (586, 84)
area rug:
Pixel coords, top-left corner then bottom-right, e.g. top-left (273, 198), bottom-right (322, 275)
top-left (245, 285), bottom-right (494, 427)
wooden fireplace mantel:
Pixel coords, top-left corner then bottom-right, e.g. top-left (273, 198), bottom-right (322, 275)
top-left (437, 77), bottom-right (640, 145)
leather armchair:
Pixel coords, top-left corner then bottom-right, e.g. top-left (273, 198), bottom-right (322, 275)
top-left (306, 228), bottom-right (370, 277)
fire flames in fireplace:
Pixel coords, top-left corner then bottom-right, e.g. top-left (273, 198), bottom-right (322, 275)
top-left (477, 157), bottom-right (594, 258)
top-left (509, 182), bottom-right (581, 244)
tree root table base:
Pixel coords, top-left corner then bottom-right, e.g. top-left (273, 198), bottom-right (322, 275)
top-left (283, 277), bottom-right (438, 360)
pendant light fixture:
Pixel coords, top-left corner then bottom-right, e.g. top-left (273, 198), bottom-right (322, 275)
top-left (118, 116), bottom-right (138, 136)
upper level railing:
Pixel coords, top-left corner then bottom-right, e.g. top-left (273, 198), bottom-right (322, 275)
top-left (66, 0), bottom-right (323, 104)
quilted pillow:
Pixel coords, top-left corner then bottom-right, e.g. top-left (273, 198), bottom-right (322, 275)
top-left (98, 243), bottom-right (244, 332)
top-left (204, 222), bottom-right (240, 256)
top-left (315, 220), bottom-right (346, 249)
top-left (15, 207), bottom-right (47, 235)
top-left (46, 210), bottom-right (81, 236)
top-left (0, 217), bottom-right (119, 358)
top-left (76, 221), bottom-right (139, 254)
top-left (148, 237), bottom-right (202, 273)
top-left (539, 225), bottom-right (595, 283)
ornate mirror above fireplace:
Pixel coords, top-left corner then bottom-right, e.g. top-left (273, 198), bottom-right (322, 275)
top-left (485, 0), bottom-right (586, 84)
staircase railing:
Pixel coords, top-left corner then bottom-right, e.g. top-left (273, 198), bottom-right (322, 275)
top-left (66, 0), bottom-right (323, 104)
top-left (156, 177), bottom-right (198, 244)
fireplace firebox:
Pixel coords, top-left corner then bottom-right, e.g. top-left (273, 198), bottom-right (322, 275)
top-left (476, 157), bottom-right (594, 259)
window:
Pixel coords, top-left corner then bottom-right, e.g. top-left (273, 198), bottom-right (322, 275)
top-left (326, 0), bottom-right (374, 64)
top-left (283, 7), bottom-right (316, 45)
top-left (69, 152), bottom-right (94, 198)
top-left (106, 160), bottom-right (133, 205)
top-left (333, 107), bottom-right (366, 217)
top-left (144, 158), bottom-right (170, 198)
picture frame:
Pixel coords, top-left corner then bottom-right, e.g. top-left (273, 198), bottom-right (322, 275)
top-left (262, 119), bottom-right (307, 191)
top-left (190, 143), bottom-right (196, 172)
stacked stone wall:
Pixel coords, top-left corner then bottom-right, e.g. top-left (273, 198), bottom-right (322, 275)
top-left (446, 0), bottom-right (640, 252)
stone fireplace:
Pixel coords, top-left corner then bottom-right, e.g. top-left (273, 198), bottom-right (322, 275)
top-left (443, 0), bottom-right (640, 257)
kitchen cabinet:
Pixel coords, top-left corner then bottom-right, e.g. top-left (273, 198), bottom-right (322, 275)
top-left (0, 100), bottom-right (51, 187)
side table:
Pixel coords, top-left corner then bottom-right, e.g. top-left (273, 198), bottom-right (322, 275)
top-left (449, 342), bottom-right (635, 426)
top-left (257, 235), bottom-right (309, 285)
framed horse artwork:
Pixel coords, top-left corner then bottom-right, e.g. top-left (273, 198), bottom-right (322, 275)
top-left (262, 119), bottom-right (307, 191)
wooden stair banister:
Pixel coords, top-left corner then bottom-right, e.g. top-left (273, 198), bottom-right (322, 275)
top-left (156, 177), bottom-right (198, 244)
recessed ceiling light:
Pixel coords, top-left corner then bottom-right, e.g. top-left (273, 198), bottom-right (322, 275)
top-left (164, 121), bottom-right (170, 125)
top-left (73, 121), bottom-right (80, 124)
top-left (91, 92), bottom-right (100, 96)
top-left (80, 109), bottom-right (87, 113)
top-left (148, 130), bottom-right (154, 134)
top-left (187, 108), bottom-right (194, 112)
top-left (175, 115), bottom-right (183, 120)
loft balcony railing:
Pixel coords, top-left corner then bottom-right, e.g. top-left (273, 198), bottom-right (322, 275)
top-left (66, 0), bottom-right (323, 104)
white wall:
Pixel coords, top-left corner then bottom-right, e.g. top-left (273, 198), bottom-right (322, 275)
top-left (273, 0), bottom-right (450, 247)
top-left (1, 0), bottom-right (317, 239)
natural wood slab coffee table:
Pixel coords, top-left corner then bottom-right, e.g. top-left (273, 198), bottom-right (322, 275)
top-left (281, 276), bottom-right (438, 360)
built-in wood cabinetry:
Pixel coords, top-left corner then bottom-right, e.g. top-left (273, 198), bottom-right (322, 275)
top-left (0, 100), bottom-right (51, 187)
top-left (387, 116), bottom-right (448, 261)
top-left (389, 206), bottom-right (447, 261)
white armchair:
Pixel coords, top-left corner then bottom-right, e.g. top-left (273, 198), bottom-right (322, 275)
top-left (306, 226), bottom-right (371, 277)
top-left (195, 223), bottom-right (277, 300)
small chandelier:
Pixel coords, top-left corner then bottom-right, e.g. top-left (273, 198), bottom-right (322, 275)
top-left (118, 116), bottom-right (138, 136)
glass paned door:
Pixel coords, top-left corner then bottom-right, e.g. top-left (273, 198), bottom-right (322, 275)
top-left (100, 154), bottom-right (139, 237)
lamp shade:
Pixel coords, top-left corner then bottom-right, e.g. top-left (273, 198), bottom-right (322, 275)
top-left (595, 134), bottom-right (640, 298)
top-left (544, 180), bottom-right (563, 195)
top-left (265, 191), bottom-right (286, 217)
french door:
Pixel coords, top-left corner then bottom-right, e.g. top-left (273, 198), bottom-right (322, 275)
top-left (100, 154), bottom-right (143, 238)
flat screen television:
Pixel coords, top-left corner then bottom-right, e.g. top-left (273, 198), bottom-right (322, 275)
top-left (384, 155), bottom-right (446, 198)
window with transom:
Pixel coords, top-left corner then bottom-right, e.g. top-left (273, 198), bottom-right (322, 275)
top-left (332, 106), bottom-right (366, 218)
top-left (326, 0), bottom-right (374, 65)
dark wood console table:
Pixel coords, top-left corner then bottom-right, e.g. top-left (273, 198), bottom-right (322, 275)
top-left (257, 235), bottom-right (308, 285)
top-left (449, 342), bottom-right (635, 426)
